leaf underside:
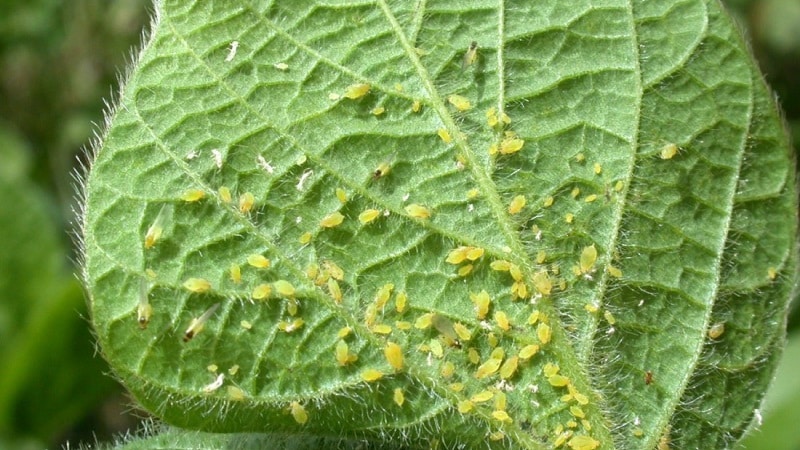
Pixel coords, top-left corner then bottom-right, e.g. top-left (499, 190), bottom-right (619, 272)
top-left (82, 0), bottom-right (797, 449)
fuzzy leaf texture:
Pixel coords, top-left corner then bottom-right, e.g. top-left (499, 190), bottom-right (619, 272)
top-left (81, 0), bottom-right (797, 449)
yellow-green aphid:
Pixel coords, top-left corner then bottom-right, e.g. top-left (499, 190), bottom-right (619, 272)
top-left (447, 94), bottom-right (472, 111)
top-left (335, 340), bottom-right (357, 366)
top-left (144, 205), bottom-right (168, 249)
top-left (548, 373), bottom-right (570, 387)
top-left (593, 162), bottom-right (602, 174)
top-left (371, 324), bottom-right (392, 335)
top-left (708, 322), bottom-right (725, 339)
top-left (565, 213), bottom-right (574, 224)
top-left (768, 267), bottom-right (778, 280)
top-left (320, 211), bottom-right (345, 228)
top-left (359, 209), bottom-right (380, 224)
top-left (405, 204), bottom-right (431, 219)
top-left (375, 283), bottom-right (394, 310)
top-left (579, 244), bottom-right (598, 274)
top-left (181, 188), bottom-right (205, 202)
top-left (343, 83), bottom-right (370, 99)
top-left (290, 401), bottom-right (308, 424)
top-left (218, 186), bottom-right (232, 204)
top-left (432, 313), bottom-right (459, 342)
top-left (437, 128), bottom-right (452, 144)
top-left (384, 342), bottom-right (404, 371)
top-left (395, 291), bottom-right (408, 313)
top-left (299, 231), bottom-right (312, 244)
top-left (429, 338), bottom-right (444, 358)
top-left (475, 355), bottom-right (503, 379)
top-left (364, 303), bottom-right (378, 327)
top-left (458, 265), bottom-right (474, 277)
top-left (411, 99), bottom-right (422, 112)
top-left (239, 192), bottom-right (255, 213)
top-left (361, 368), bottom-right (384, 382)
top-left (183, 303), bottom-right (220, 342)
top-left (509, 263), bottom-right (523, 282)
top-left (470, 290), bottom-right (491, 319)
top-left (449, 382), bottom-right (464, 392)
top-left (371, 106), bottom-right (385, 116)
top-left (322, 260), bottom-right (344, 281)
top-left (492, 410), bottom-right (512, 424)
top-left (458, 400), bottom-right (474, 413)
top-left (247, 254), bottom-right (270, 268)
top-left (229, 264), bottom-right (241, 284)
top-left (470, 390), bottom-right (494, 403)
top-left (183, 278), bottom-right (211, 293)
top-left (537, 322), bottom-right (552, 344)
top-left (499, 136), bottom-right (525, 155)
top-left (414, 312), bottom-right (433, 329)
top-left (335, 188), bottom-right (347, 203)
top-left (467, 347), bottom-right (480, 364)
top-left (337, 326), bottom-right (351, 338)
top-left (584, 194), bottom-right (598, 203)
top-left (518, 344), bottom-right (540, 360)
top-left (445, 246), bottom-right (469, 264)
top-left (279, 318), bottom-right (304, 333)
top-left (543, 196), bottom-right (554, 208)
top-left (287, 298), bottom-right (299, 316)
top-left (607, 265), bottom-right (623, 278)
top-left (571, 187), bottom-right (581, 199)
top-left (490, 259), bottom-right (511, 272)
top-left (569, 405), bottom-right (585, 418)
top-left (494, 391), bottom-right (507, 411)
top-left (527, 310), bottom-right (541, 325)
top-left (486, 107), bottom-right (499, 127)
top-left (567, 435), bottom-right (600, 450)
top-left (440, 361), bottom-right (455, 378)
top-left (252, 283), bottom-right (271, 300)
top-left (614, 180), bottom-right (624, 192)
top-left (240, 320), bottom-right (252, 330)
top-left (393, 387), bottom-right (405, 406)
top-left (462, 41), bottom-right (478, 69)
top-left (273, 280), bottom-right (296, 297)
top-left (327, 278), bottom-right (342, 303)
top-left (660, 143), bottom-right (679, 160)
top-left (227, 386), bottom-right (246, 401)
top-left (395, 320), bottom-right (412, 330)
top-left (453, 322), bottom-right (472, 341)
top-left (533, 271), bottom-right (552, 296)
top-left (499, 355), bottom-right (519, 379)
top-left (137, 278), bottom-right (152, 329)
top-left (508, 195), bottom-right (526, 215)
top-left (494, 311), bottom-right (511, 331)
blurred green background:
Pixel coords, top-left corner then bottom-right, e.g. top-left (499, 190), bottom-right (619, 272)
top-left (0, 1), bottom-right (797, 449)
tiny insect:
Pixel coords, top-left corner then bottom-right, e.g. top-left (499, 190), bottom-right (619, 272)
top-left (384, 342), bottom-right (404, 371)
top-left (183, 302), bottom-right (221, 342)
top-left (290, 401), bottom-right (308, 424)
top-left (144, 205), bottom-right (168, 249)
top-left (708, 322), bottom-right (725, 339)
top-left (211, 149), bottom-right (223, 169)
top-left (296, 169), bottom-right (314, 191)
top-left (203, 373), bottom-right (225, 393)
top-left (183, 278), bottom-right (211, 293)
top-left (518, 344), bottom-right (539, 360)
top-left (508, 195), bottom-right (526, 215)
top-left (181, 189), bottom-right (206, 202)
top-left (247, 254), bottom-right (270, 268)
top-left (537, 323), bottom-right (552, 345)
top-left (579, 244), bottom-right (598, 274)
top-left (359, 209), bottom-right (380, 224)
top-left (218, 186), bottom-right (232, 204)
top-left (361, 368), bottom-right (384, 382)
top-left (239, 192), bottom-right (255, 213)
top-left (274, 62), bottom-right (289, 71)
top-left (462, 41), bottom-right (478, 69)
top-left (405, 204), bottom-right (431, 219)
top-left (252, 283), bottom-right (272, 300)
top-left (273, 280), bottom-right (296, 297)
top-left (499, 137), bottom-right (524, 155)
top-left (393, 387), bottom-right (405, 406)
top-left (320, 211), bottom-right (345, 228)
top-left (343, 83), bottom-right (371, 99)
top-left (225, 41), bottom-right (239, 62)
top-left (447, 94), bottom-right (472, 111)
top-left (137, 278), bottom-right (152, 329)
top-left (437, 128), bottom-right (452, 144)
top-left (660, 143), bottom-right (678, 160)
top-left (492, 410), bottom-right (512, 423)
top-left (645, 370), bottom-right (654, 385)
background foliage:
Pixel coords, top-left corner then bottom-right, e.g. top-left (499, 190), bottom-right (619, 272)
top-left (0, 0), bottom-right (796, 448)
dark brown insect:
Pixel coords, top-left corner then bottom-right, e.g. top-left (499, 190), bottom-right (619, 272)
top-left (645, 370), bottom-right (653, 385)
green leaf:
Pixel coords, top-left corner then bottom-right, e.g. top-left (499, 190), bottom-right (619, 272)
top-left (81, 1), bottom-right (797, 448)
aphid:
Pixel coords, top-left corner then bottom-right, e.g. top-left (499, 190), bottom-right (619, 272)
top-left (320, 211), bottom-right (344, 228)
top-left (548, 374), bottom-right (570, 387)
top-left (447, 94), bottom-right (472, 111)
top-left (224, 264), bottom-right (240, 285)
top-left (568, 435), bottom-right (600, 450)
top-left (458, 400), bottom-right (474, 413)
top-left (322, 260), bottom-right (344, 281)
top-left (569, 406), bottom-right (585, 419)
top-left (384, 342), bottom-right (404, 371)
top-left (499, 137), bottom-right (525, 155)
top-left (227, 385), bottom-right (245, 401)
top-left (203, 373), bottom-right (225, 393)
top-left (491, 259), bottom-right (512, 272)
top-left (593, 162), bottom-right (602, 174)
top-left (372, 324), bottom-right (392, 335)
top-left (371, 106), bottom-right (385, 116)
top-left (216, 186), bottom-right (232, 204)
top-left (359, 209), bottom-right (381, 224)
top-left (182, 189), bottom-right (205, 202)
top-left (660, 143), bottom-right (678, 159)
top-left (335, 188), bottom-right (347, 204)
top-left (239, 192), bottom-right (255, 213)
top-left (446, 246), bottom-right (470, 264)
top-left (395, 291), bottom-right (408, 313)
top-left (437, 128), bottom-right (452, 144)
top-left (225, 40), bottom-right (239, 62)
top-left (247, 254), bottom-right (270, 268)
top-left (475, 356), bottom-right (502, 379)
top-left (208, 364), bottom-right (218, 372)
top-left (470, 290), bottom-right (491, 320)
top-left (537, 323), bottom-right (552, 345)
top-left (228, 364), bottom-right (240, 375)
top-left (494, 311), bottom-right (511, 331)
top-left (183, 303), bottom-right (220, 342)
top-left (708, 322), bottom-right (725, 339)
top-left (532, 271), bottom-right (552, 296)
top-left (299, 231), bottom-right (312, 244)
top-left (453, 322), bottom-right (472, 341)
top-left (571, 187), bottom-right (581, 198)
top-left (468, 347), bottom-right (480, 364)
top-left (565, 213), bottom-right (574, 224)
top-left (415, 313), bottom-right (433, 329)
top-left (374, 283), bottom-right (394, 310)
top-left (211, 149), bottom-right (224, 169)
top-left (144, 205), bottom-right (168, 249)
top-left (395, 320), bottom-right (411, 330)
top-left (607, 265), bottom-right (622, 278)
top-left (508, 195), bottom-right (526, 215)
top-left (543, 196), bottom-right (555, 208)
top-left (440, 361), bottom-right (455, 378)
top-left (518, 344), bottom-right (539, 360)
top-left (467, 188), bottom-right (480, 199)
top-left (278, 318), bottom-right (304, 333)
top-left (614, 180), bottom-right (624, 192)
top-left (361, 368), bottom-right (384, 382)
top-left (584, 194), bottom-right (597, 203)
top-left (394, 387), bottom-right (405, 406)
top-left (527, 310), bottom-right (540, 325)
top-left (486, 107), bottom-right (499, 127)
top-left (471, 390), bottom-right (494, 403)
top-left (252, 284), bottom-right (272, 300)
top-left (494, 391), bottom-right (507, 411)
top-left (449, 382), bottom-right (464, 392)
top-left (328, 92), bottom-right (341, 101)
top-left (579, 244), bottom-right (598, 274)
top-left (343, 83), bottom-right (370, 99)
top-left (499, 356), bottom-right (519, 379)
top-left (462, 41), bottom-right (478, 69)
top-left (274, 62), bottom-right (289, 71)
top-left (492, 410), bottom-right (512, 423)
top-left (327, 278), bottom-right (342, 303)
top-left (183, 278), bottom-right (211, 293)
top-left (585, 303), bottom-right (599, 313)
top-left (509, 263), bottom-right (523, 282)
top-left (240, 320), bottom-right (252, 330)
top-left (274, 280), bottom-right (296, 297)
top-left (466, 247), bottom-right (484, 260)
top-left (458, 265), bottom-right (474, 277)
top-left (335, 340), bottom-right (357, 366)
top-left (645, 370), bottom-right (654, 385)
top-left (603, 310), bottom-right (616, 325)
top-left (429, 339), bottom-right (444, 358)
top-left (137, 278), bottom-right (152, 329)
top-left (290, 401), bottom-right (308, 424)
top-left (431, 314), bottom-right (458, 341)
top-left (767, 267), bottom-right (778, 280)
top-left (405, 204), bottom-right (431, 219)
